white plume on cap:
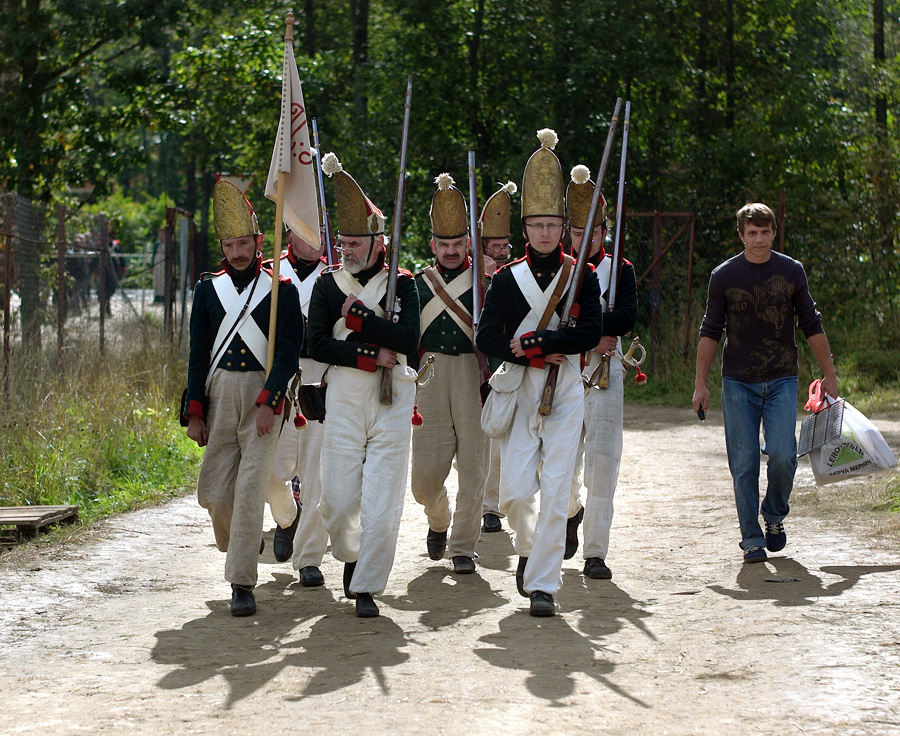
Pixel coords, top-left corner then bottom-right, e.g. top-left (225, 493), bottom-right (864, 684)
top-left (536, 128), bottom-right (558, 150)
top-left (321, 152), bottom-right (342, 178)
top-left (435, 172), bottom-right (455, 190)
top-left (571, 165), bottom-right (591, 185)
top-left (501, 181), bottom-right (518, 194)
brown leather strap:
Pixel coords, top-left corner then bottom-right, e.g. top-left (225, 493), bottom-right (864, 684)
top-left (536, 255), bottom-right (573, 331)
top-left (424, 267), bottom-right (474, 328)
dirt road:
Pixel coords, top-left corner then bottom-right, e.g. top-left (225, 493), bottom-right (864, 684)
top-left (1, 405), bottom-right (899, 735)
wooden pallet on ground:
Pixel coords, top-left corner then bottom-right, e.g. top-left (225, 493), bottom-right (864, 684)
top-left (0, 506), bottom-right (79, 548)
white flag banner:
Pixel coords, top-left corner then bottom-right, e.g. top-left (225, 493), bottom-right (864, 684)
top-left (265, 40), bottom-right (320, 247)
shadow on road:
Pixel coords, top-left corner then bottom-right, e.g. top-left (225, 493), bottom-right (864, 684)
top-left (381, 566), bottom-right (507, 629)
top-left (473, 607), bottom-right (649, 707)
top-left (707, 558), bottom-right (900, 606)
top-left (151, 571), bottom-right (412, 708)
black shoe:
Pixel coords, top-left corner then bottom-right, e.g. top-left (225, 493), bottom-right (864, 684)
top-left (529, 591), bottom-right (555, 617)
top-left (452, 556), bottom-right (476, 574)
top-left (259, 538), bottom-right (265, 555)
top-left (299, 565), bottom-right (325, 587)
top-left (273, 502), bottom-right (300, 563)
top-left (583, 557), bottom-right (612, 579)
top-left (230, 584), bottom-right (256, 617)
top-left (516, 556), bottom-right (529, 598)
top-left (355, 592), bottom-right (379, 618)
top-left (482, 513), bottom-right (502, 533)
top-left (765, 520), bottom-right (787, 552)
top-left (343, 561), bottom-right (357, 599)
top-left (426, 528), bottom-right (447, 560)
top-left (564, 507), bottom-right (584, 560)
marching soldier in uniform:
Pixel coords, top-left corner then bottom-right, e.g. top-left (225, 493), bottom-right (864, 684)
top-left (563, 165), bottom-right (637, 580)
top-left (307, 153), bottom-right (420, 618)
top-left (476, 130), bottom-right (603, 616)
top-left (264, 226), bottom-right (330, 587)
top-left (411, 173), bottom-right (490, 575)
top-left (478, 181), bottom-right (517, 535)
top-left (185, 181), bottom-right (302, 617)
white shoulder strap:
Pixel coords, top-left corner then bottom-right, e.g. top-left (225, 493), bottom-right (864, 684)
top-left (279, 256), bottom-right (326, 317)
top-left (331, 269), bottom-right (389, 341)
top-left (208, 271), bottom-right (272, 384)
top-left (509, 260), bottom-right (572, 337)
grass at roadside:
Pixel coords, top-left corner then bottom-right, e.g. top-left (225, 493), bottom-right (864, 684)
top-left (0, 331), bottom-right (202, 525)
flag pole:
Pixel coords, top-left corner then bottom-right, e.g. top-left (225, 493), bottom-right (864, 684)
top-left (265, 12), bottom-right (294, 376)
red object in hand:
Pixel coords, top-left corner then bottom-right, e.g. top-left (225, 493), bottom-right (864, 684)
top-left (804, 379), bottom-right (826, 413)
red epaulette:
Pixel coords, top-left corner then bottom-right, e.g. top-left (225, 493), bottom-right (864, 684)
top-left (261, 264), bottom-right (291, 284)
top-left (200, 269), bottom-right (225, 281)
top-left (398, 267), bottom-right (414, 277)
top-left (497, 255), bottom-right (527, 272)
top-left (604, 254), bottom-right (633, 266)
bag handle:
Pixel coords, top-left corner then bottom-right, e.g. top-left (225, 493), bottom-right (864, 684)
top-left (804, 379), bottom-right (827, 413)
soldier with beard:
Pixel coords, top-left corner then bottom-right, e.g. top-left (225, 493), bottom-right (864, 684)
top-left (306, 153), bottom-right (420, 618)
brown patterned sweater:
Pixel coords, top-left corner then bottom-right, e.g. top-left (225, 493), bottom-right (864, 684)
top-left (699, 251), bottom-right (824, 383)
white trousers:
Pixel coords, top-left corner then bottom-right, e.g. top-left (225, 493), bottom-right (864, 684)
top-left (319, 364), bottom-right (416, 596)
top-left (569, 358), bottom-right (624, 559)
top-left (411, 352), bottom-right (489, 558)
top-left (499, 360), bottom-right (584, 595)
top-left (265, 359), bottom-right (329, 569)
top-left (197, 370), bottom-right (278, 587)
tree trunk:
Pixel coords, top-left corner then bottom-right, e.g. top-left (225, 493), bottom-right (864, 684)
top-left (350, 0), bottom-right (369, 154)
top-left (303, 0), bottom-right (316, 57)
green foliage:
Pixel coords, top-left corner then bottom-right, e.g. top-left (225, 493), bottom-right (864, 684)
top-left (4, 1), bottom-right (900, 399)
top-left (0, 331), bottom-right (202, 523)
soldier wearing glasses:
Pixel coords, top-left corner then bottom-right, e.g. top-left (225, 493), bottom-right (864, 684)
top-left (476, 130), bottom-right (603, 617)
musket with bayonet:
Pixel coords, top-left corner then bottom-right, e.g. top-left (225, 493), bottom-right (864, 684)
top-left (537, 98), bottom-right (623, 417)
top-left (379, 74), bottom-right (414, 405)
top-left (311, 117), bottom-right (334, 267)
top-left (467, 151), bottom-right (492, 401)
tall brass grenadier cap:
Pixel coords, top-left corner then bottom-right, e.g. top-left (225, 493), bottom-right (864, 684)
top-left (521, 128), bottom-right (565, 219)
top-left (430, 173), bottom-right (468, 239)
top-left (566, 164), bottom-right (607, 229)
top-left (213, 180), bottom-right (261, 240)
top-left (479, 181), bottom-right (517, 238)
top-left (321, 152), bottom-right (385, 236)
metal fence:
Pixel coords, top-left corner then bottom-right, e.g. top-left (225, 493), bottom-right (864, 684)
top-left (1, 193), bottom-right (194, 396)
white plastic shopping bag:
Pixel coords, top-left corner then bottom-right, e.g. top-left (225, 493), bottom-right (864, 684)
top-left (807, 398), bottom-right (897, 486)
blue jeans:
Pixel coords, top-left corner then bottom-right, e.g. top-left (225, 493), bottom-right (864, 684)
top-left (721, 376), bottom-right (798, 550)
